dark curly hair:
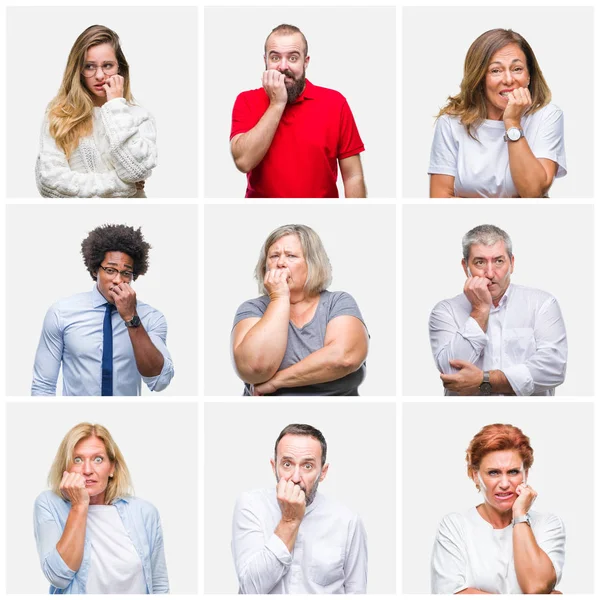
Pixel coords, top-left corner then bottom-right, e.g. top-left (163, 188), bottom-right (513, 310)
top-left (81, 224), bottom-right (151, 281)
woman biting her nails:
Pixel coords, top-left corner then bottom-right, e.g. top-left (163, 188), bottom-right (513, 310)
top-left (429, 29), bottom-right (566, 198)
top-left (36, 25), bottom-right (157, 198)
top-left (431, 424), bottom-right (565, 594)
top-left (33, 423), bottom-right (168, 594)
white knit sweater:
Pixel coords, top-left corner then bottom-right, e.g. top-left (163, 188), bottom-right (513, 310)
top-left (35, 98), bottom-right (157, 198)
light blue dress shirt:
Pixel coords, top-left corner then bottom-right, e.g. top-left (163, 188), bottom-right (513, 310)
top-left (32, 285), bottom-right (174, 396)
top-left (34, 490), bottom-right (169, 594)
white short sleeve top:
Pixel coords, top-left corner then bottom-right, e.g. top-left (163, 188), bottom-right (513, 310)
top-left (428, 103), bottom-right (567, 197)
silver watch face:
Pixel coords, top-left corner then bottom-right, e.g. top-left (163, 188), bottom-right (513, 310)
top-left (507, 127), bottom-right (522, 141)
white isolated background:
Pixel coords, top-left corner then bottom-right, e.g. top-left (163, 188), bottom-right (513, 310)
top-left (402, 402), bottom-right (594, 593)
top-left (5, 401), bottom-right (198, 594)
top-left (5, 204), bottom-right (198, 396)
top-left (6, 6), bottom-right (198, 198)
top-left (402, 6), bottom-right (594, 198)
top-left (402, 204), bottom-right (594, 396)
top-left (204, 6), bottom-right (396, 198)
top-left (204, 401), bottom-right (396, 594)
top-left (204, 203), bottom-right (396, 396)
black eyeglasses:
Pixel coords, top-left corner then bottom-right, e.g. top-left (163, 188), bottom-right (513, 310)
top-left (99, 265), bottom-right (134, 280)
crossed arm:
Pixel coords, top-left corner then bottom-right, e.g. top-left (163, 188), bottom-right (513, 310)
top-left (232, 310), bottom-right (368, 394)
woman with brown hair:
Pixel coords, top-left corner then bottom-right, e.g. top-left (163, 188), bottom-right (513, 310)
top-left (431, 424), bottom-right (565, 594)
top-left (35, 25), bottom-right (157, 198)
top-left (33, 423), bottom-right (168, 594)
top-left (428, 29), bottom-right (566, 198)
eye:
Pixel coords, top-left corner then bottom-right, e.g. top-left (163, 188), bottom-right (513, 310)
top-left (514, 67), bottom-right (524, 72)
top-left (271, 56), bottom-right (280, 62)
top-left (304, 464), bottom-right (313, 470)
top-left (290, 56), bottom-right (298, 62)
top-left (496, 259), bottom-right (504, 264)
top-left (508, 469), bottom-right (520, 475)
top-left (94, 456), bottom-right (103, 463)
top-left (490, 68), bottom-right (501, 74)
top-left (282, 461), bottom-right (291, 468)
top-left (488, 469), bottom-right (499, 476)
top-left (103, 62), bottom-right (115, 69)
top-left (123, 271), bottom-right (133, 278)
top-left (73, 457), bottom-right (82, 464)
top-left (104, 267), bottom-right (116, 274)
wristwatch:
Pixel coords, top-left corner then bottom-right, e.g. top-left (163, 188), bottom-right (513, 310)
top-left (504, 127), bottom-right (525, 142)
top-left (512, 514), bottom-right (531, 528)
top-left (479, 371), bottom-right (492, 396)
top-left (124, 315), bottom-right (142, 328)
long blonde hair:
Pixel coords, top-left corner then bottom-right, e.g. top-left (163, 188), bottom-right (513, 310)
top-left (438, 29), bottom-right (551, 140)
top-left (48, 25), bottom-right (133, 158)
top-left (48, 423), bottom-right (133, 504)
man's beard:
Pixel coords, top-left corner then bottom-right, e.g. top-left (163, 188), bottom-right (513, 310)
top-left (275, 471), bottom-right (320, 506)
top-left (282, 69), bottom-right (306, 104)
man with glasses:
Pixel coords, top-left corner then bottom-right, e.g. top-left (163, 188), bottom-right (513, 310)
top-left (31, 224), bottom-right (174, 395)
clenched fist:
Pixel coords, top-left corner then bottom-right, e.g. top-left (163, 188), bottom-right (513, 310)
top-left (512, 482), bottom-right (537, 518)
top-left (276, 478), bottom-right (306, 523)
top-left (264, 267), bottom-right (291, 300)
top-left (503, 86), bottom-right (532, 127)
top-left (59, 471), bottom-right (90, 507)
top-left (109, 282), bottom-right (138, 322)
top-left (103, 74), bottom-right (125, 102)
top-left (262, 69), bottom-right (288, 107)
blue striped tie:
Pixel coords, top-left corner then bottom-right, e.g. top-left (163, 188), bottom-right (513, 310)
top-left (101, 303), bottom-right (116, 396)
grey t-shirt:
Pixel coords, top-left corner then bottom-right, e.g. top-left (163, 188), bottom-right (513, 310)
top-left (233, 290), bottom-right (367, 396)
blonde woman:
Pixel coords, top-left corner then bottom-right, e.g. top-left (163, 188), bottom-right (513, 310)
top-left (35, 25), bottom-right (157, 198)
top-left (429, 29), bottom-right (566, 198)
top-left (33, 423), bottom-right (168, 594)
top-left (232, 224), bottom-right (369, 396)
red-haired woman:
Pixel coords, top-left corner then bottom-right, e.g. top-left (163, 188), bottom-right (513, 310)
top-left (431, 424), bottom-right (565, 594)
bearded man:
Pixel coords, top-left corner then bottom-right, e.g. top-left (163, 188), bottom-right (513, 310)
top-left (230, 24), bottom-right (366, 198)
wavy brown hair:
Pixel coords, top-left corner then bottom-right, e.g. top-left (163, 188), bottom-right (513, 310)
top-left (438, 29), bottom-right (551, 139)
top-left (48, 25), bottom-right (133, 158)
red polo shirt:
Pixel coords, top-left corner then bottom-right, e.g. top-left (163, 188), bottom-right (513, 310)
top-left (230, 79), bottom-right (365, 198)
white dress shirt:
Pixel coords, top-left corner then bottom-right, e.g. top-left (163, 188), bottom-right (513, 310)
top-left (429, 284), bottom-right (567, 396)
top-left (31, 284), bottom-right (174, 395)
top-left (231, 488), bottom-right (368, 594)
top-left (431, 507), bottom-right (566, 594)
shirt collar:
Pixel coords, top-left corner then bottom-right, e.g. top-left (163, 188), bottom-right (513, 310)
top-left (493, 283), bottom-right (512, 310)
top-left (91, 283), bottom-right (110, 308)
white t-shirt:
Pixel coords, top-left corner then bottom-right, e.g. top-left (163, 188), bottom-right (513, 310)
top-left (428, 103), bottom-right (567, 197)
top-left (85, 505), bottom-right (147, 594)
top-left (431, 507), bottom-right (566, 594)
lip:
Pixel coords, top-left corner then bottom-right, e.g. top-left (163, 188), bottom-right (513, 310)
top-left (499, 89), bottom-right (514, 97)
top-left (85, 479), bottom-right (97, 485)
top-left (494, 492), bottom-right (514, 500)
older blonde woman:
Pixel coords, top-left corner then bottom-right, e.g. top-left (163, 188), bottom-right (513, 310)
top-left (431, 424), bottom-right (565, 594)
top-left (429, 29), bottom-right (566, 198)
top-left (35, 25), bottom-right (157, 198)
top-left (33, 423), bottom-right (168, 594)
top-left (232, 224), bottom-right (369, 396)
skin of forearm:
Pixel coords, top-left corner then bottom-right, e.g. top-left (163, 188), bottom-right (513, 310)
top-left (56, 504), bottom-right (88, 571)
top-left (506, 129), bottom-right (550, 197)
top-left (513, 524), bottom-right (556, 594)
top-left (457, 588), bottom-right (493, 594)
top-left (489, 370), bottom-right (516, 394)
top-left (127, 325), bottom-right (165, 377)
top-left (235, 298), bottom-right (290, 384)
top-left (271, 341), bottom-right (362, 389)
top-left (470, 308), bottom-right (490, 332)
top-left (343, 174), bottom-right (366, 198)
top-left (231, 103), bottom-right (285, 173)
top-left (274, 519), bottom-right (301, 553)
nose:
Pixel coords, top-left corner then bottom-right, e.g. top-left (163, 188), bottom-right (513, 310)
top-left (502, 70), bottom-right (514, 85)
top-left (276, 255), bottom-right (287, 268)
top-left (290, 465), bottom-right (301, 484)
top-left (82, 459), bottom-right (94, 475)
top-left (277, 57), bottom-right (288, 72)
top-left (499, 473), bottom-right (510, 489)
top-left (94, 66), bottom-right (105, 81)
top-left (484, 262), bottom-right (495, 279)
top-left (112, 271), bottom-right (123, 284)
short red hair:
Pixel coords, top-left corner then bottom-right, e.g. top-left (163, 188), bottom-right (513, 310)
top-left (466, 424), bottom-right (534, 478)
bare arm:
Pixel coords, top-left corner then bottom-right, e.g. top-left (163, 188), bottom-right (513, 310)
top-left (231, 70), bottom-right (287, 173)
top-left (254, 315), bottom-right (368, 394)
top-left (430, 174), bottom-right (458, 198)
top-left (127, 324), bottom-right (165, 377)
top-left (456, 589), bottom-right (494, 594)
top-left (232, 269), bottom-right (292, 384)
top-left (340, 155), bottom-right (366, 198)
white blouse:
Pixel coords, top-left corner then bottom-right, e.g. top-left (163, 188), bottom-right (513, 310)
top-left (431, 507), bottom-right (566, 594)
top-left (35, 98), bottom-right (157, 198)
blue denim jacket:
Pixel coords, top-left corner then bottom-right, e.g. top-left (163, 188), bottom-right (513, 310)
top-left (33, 490), bottom-right (169, 594)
